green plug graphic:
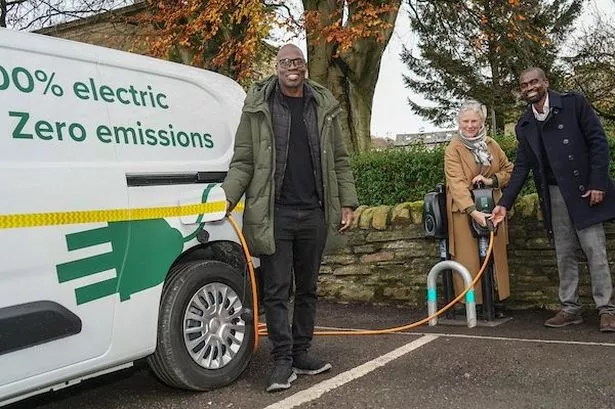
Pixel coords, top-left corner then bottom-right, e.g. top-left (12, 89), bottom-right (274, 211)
top-left (56, 219), bottom-right (184, 305)
top-left (56, 184), bottom-right (216, 305)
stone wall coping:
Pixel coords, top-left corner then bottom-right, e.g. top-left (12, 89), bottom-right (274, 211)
top-left (353, 193), bottom-right (541, 230)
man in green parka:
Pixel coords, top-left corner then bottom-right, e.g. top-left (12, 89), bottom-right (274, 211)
top-left (222, 44), bottom-right (358, 392)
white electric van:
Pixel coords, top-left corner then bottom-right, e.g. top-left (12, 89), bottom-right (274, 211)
top-left (0, 29), bottom-right (255, 406)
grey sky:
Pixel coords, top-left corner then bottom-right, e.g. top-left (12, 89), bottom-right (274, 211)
top-left (370, 0), bottom-right (615, 138)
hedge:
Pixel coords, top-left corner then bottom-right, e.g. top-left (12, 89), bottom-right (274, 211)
top-left (351, 130), bottom-right (615, 207)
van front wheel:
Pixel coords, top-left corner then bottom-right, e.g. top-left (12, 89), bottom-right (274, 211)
top-left (148, 260), bottom-right (254, 391)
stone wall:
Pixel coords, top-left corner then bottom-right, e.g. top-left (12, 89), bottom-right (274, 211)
top-left (318, 194), bottom-right (615, 310)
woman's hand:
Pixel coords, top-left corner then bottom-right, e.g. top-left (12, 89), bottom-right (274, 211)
top-left (471, 175), bottom-right (493, 187)
top-left (470, 210), bottom-right (488, 227)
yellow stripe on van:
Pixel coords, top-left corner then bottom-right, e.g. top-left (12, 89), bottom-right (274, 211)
top-left (0, 201), bottom-right (245, 229)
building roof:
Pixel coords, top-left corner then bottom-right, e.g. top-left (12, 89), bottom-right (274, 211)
top-left (34, 1), bottom-right (146, 35)
top-left (395, 129), bottom-right (456, 146)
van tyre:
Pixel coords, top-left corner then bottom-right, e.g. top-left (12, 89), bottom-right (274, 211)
top-left (148, 260), bottom-right (254, 391)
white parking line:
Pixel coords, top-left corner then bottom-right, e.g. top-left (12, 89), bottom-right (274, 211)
top-left (262, 334), bottom-right (438, 409)
top-left (313, 325), bottom-right (615, 347)
top-left (423, 332), bottom-right (615, 347)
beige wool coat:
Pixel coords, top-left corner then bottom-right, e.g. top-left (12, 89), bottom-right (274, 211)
top-left (444, 136), bottom-right (514, 302)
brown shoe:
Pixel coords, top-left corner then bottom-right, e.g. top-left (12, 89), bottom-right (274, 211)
top-left (600, 314), bottom-right (615, 332)
top-left (544, 311), bottom-right (583, 328)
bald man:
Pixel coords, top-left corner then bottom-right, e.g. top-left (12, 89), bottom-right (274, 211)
top-left (222, 44), bottom-right (358, 392)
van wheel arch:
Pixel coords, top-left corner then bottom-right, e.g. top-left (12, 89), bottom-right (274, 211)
top-left (171, 241), bottom-right (247, 276)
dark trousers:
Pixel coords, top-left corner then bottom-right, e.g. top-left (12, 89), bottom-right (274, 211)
top-left (259, 206), bottom-right (327, 362)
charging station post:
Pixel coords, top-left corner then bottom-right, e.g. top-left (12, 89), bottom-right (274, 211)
top-left (423, 184), bottom-right (455, 319)
top-left (469, 183), bottom-right (497, 321)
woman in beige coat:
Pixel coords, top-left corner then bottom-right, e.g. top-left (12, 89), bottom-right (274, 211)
top-left (444, 100), bottom-right (513, 305)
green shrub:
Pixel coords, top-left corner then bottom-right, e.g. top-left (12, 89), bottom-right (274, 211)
top-left (351, 145), bottom-right (445, 206)
top-left (351, 132), bottom-right (615, 206)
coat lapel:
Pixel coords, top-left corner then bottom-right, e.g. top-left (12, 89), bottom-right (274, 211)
top-left (453, 137), bottom-right (481, 176)
top-left (517, 105), bottom-right (542, 159)
top-left (462, 147), bottom-right (481, 175)
top-left (544, 91), bottom-right (563, 129)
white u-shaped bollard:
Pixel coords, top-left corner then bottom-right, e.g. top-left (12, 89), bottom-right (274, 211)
top-left (426, 260), bottom-right (477, 328)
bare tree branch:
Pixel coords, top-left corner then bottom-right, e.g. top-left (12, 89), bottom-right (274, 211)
top-left (266, 1), bottom-right (302, 29)
top-left (1, 0), bottom-right (5, 27)
top-left (5, 0), bottom-right (132, 30)
top-left (566, 9), bottom-right (615, 120)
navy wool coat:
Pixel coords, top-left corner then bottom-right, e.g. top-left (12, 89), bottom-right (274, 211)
top-left (499, 91), bottom-right (615, 235)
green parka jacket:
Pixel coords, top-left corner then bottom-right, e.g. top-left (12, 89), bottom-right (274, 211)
top-left (222, 75), bottom-right (358, 256)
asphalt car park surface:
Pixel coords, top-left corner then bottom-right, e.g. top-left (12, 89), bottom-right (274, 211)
top-left (7, 301), bottom-right (615, 409)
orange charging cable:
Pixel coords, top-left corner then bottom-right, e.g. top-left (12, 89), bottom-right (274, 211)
top-left (226, 215), bottom-right (260, 352)
top-left (227, 214), bottom-right (494, 344)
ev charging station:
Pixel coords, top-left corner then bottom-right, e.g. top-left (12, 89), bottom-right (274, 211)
top-left (423, 183), bottom-right (511, 327)
top-left (469, 182), bottom-right (498, 322)
top-left (423, 184), bottom-right (456, 319)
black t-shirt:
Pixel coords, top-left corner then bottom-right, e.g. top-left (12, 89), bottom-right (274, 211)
top-left (277, 95), bottom-right (319, 208)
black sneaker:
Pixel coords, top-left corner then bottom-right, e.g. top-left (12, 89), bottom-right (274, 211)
top-left (266, 362), bottom-right (297, 393)
top-left (292, 353), bottom-right (332, 376)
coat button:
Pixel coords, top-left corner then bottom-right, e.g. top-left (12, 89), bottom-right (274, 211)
top-left (558, 124), bottom-right (564, 129)
top-left (568, 154), bottom-right (574, 160)
top-left (579, 185), bottom-right (585, 191)
top-left (573, 170), bottom-right (580, 176)
top-left (563, 139), bottom-right (569, 144)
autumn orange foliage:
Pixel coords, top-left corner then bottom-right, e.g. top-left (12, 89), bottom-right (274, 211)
top-left (136, 0), bottom-right (271, 84)
top-left (135, 1), bottom-right (398, 84)
top-left (304, 1), bottom-right (398, 55)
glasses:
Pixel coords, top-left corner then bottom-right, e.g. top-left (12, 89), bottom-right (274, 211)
top-left (277, 58), bottom-right (306, 69)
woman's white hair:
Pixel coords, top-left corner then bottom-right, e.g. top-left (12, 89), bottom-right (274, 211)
top-left (457, 100), bottom-right (487, 124)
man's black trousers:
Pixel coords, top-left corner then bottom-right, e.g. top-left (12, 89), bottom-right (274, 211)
top-left (259, 206), bottom-right (327, 362)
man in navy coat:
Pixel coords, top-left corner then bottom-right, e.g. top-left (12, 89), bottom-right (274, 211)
top-left (491, 67), bottom-right (615, 332)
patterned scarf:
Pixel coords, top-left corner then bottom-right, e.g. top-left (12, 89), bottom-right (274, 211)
top-left (457, 126), bottom-right (492, 167)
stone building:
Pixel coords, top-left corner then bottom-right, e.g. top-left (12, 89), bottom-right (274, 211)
top-left (395, 129), bottom-right (457, 149)
top-left (35, 2), bottom-right (149, 54)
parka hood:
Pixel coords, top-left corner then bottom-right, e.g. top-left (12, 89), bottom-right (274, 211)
top-left (242, 75), bottom-right (339, 114)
